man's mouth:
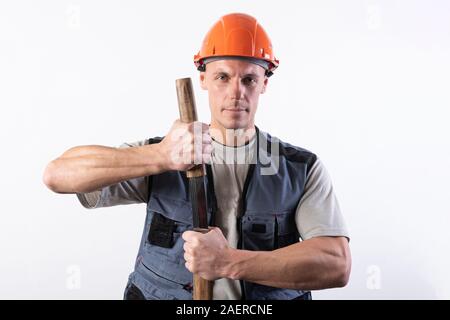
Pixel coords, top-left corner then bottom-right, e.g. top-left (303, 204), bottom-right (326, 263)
top-left (222, 107), bottom-right (249, 112)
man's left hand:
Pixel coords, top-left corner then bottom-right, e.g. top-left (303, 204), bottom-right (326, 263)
top-left (182, 227), bottom-right (232, 281)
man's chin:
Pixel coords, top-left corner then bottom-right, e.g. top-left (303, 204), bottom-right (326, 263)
top-left (221, 121), bottom-right (248, 130)
top-left (212, 116), bottom-right (253, 131)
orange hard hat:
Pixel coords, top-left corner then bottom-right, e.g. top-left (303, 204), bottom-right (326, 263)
top-left (194, 13), bottom-right (279, 77)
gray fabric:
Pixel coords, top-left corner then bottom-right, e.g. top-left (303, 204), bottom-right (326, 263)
top-left (76, 190), bottom-right (101, 208)
top-left (296, 160), bottom-right (349, 241)
top-left (76, 135), bottom-right (349, 299)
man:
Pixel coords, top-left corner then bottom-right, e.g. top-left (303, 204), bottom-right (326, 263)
top-left (43, 13), bottom-right (351, 300)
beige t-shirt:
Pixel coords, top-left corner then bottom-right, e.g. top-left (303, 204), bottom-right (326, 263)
top-left (208, 136), bottom-right (255, 299)
top-left (77, 136), bottom-right (349, 300)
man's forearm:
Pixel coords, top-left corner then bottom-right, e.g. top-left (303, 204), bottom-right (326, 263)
top-left (224, 236), bottom-right (351, 290)
top-left (43, 143), bottom-right (165, 194)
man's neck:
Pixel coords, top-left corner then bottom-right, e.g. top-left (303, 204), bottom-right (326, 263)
top-left (210, 124), bottom-right (256, 147)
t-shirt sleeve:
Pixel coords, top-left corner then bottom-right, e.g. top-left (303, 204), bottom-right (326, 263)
top-left (76, 139), bottom-right (150, 209)
top-left (295, 158), bottom-right (350, 241)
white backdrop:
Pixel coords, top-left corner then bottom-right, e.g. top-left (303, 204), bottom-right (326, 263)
top-left (1, 0), bottom-right (449, 299)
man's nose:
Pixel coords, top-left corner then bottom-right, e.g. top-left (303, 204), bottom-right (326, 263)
top-left (228, 78), bottom-right (243, 100)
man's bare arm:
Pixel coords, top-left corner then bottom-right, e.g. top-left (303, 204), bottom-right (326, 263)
top-left (183, 229), bottom-right (351, 290)
top-left (43, 144), bottom-right (166, 194)
top-left (43, 120), bottom-right (212, 194)
top-left (226, 236), bottom-right (351, 290)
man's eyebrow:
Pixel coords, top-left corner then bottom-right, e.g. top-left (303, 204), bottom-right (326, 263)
top-left (213, 69), bottom-right (231, 75)
top-left (242, 73), bottom-right (260, 78)
top-left (212, 70), bottom-right (261, 78)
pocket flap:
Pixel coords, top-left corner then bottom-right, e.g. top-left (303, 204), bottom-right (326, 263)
top-left (148, 193), bottom-right (192, 225)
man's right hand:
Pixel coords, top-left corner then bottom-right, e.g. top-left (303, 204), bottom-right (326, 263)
top-left (157, 120), bottom-right (212, 172)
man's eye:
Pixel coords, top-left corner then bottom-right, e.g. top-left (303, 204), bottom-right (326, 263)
top-left (216, 75), bottom-right (228, 81)
top-left (243, 77), bottom-right (257, 85)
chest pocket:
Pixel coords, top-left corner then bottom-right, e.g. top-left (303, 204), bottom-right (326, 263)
top-left (141, 193), bottom-right (193, 287)
top-left (275, 212), bottom-right (300, 248)
top-left (242, 210), bottom-right (299, 251)
top-left (146, 193), bottom-right (192, 249)
top-left (241, 210), bottom-right (305, 301)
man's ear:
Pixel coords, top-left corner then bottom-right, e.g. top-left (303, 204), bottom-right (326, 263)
top-left (261, 77), bottom-right (269, 94)
top-left (199, 72), bottom-right (207, 90)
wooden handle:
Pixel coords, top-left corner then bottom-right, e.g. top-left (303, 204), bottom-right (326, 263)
top-left (176, 78), bottom-right (212, 300)
top-left (176, 78), bottom-right (205, 179)
top-left (176, 78), bottom-right (198, 123)
top-left (193, 274), bottom-right (213, 300)
top-left (192, 227), bottom-right (213, 300)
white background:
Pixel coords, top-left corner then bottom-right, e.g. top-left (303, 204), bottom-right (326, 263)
top-left (1, 0), bottom-right (449, 299)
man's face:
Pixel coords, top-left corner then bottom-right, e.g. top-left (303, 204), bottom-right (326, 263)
top-left (200, 59), bottom-right (268, 132)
